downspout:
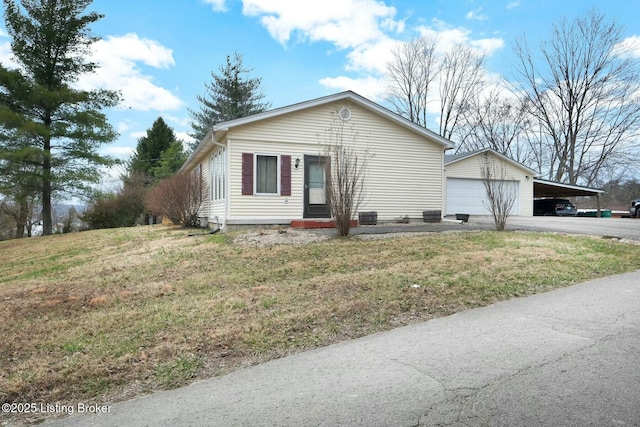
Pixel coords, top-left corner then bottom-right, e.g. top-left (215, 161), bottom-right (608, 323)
top-left (211, 131), bottom-right (228, 231)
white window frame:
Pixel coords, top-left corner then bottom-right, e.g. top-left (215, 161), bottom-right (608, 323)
top-left (210, 154), bottom-right (215, 200)
top-left (210, 148), bottom-right (226, 202)
top-left (254, 153), bottom-right (280, 196)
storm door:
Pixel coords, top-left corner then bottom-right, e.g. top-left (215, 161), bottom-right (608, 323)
top-left (303, 155), bottom-right (330, 218)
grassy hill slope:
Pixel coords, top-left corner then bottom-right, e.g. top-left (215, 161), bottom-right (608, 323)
top-left (1, 226), bottom-right (639, 424)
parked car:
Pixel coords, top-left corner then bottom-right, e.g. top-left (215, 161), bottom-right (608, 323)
top-left (630, 199), bottom-right (640, 218)
top-left (533, 198), bottom-right (578, 216)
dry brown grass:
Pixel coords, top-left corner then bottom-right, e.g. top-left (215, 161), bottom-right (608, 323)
top-left (2, 226), bottom-right (639, 424)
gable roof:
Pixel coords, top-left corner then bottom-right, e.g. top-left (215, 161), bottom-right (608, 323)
top-left (445, 148), bottom-right (538, 176)
top-left (214, 91), bottom-right (452, 147)
top-left (182, 91), bottom-right (454, 171)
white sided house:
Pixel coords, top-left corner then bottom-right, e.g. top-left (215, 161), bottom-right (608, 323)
top-left (181, 91), bottom-right (454, 229)
top-left (444, 149), bottom-right (538, 216)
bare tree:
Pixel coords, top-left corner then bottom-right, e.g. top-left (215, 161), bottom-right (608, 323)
top-left (480, 154), bottom-right (517, 231)
top-left (513, 8), bottom-right (640, 186)
top-left (321, 113), bottom-right (371, 237)
top-left (460, 84), bottom-right (532, 163)
top-left (386, 37), bottom-right (438, 128)
top-left (439, 45), bottom-right (486, 142)
top-left (386, 38), bottom-right (486, 145)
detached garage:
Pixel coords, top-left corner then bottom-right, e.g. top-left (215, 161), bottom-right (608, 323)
top-left (445, 149), bottom-right (537, 216)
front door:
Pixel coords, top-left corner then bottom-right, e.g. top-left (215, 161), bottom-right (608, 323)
top-left (303, 155), bottom-right (330, 218)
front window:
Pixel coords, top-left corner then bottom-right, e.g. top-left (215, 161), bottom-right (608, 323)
top-left (255, 154), bottom-right (279, 194)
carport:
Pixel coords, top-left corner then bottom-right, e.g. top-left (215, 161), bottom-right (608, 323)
top-left (533, 178), bottom-right (605, 215)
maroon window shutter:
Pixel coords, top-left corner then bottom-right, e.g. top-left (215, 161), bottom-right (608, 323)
top-left (242, 153), bottom-right (253, 195)
top-left (281, 155), bottom-right (291, 196)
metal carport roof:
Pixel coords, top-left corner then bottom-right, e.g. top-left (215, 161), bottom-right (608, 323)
top-left (534, 178), bottom-right (605, 198)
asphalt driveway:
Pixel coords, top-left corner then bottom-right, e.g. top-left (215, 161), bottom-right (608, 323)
top-left (484, 215), bottom-right (640, 241)
top-left (337, 215), bottom-right (640, 242)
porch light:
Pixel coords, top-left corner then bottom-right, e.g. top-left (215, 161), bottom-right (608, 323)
top-left (295, 157), bottom-right (300, 169)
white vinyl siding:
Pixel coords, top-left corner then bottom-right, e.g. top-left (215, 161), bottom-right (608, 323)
top-left (228, 141), bottom-right (302, 221)
top-left (226, 100), bottom-right (446, 222)
top-left (193, 162), bottom-right (209, 219)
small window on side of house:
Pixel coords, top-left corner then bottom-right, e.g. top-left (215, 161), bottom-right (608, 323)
top-left (211, 148), bottom-right (226, 202)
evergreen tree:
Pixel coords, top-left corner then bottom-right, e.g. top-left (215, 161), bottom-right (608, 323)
top-left (151, 140), bottom-right (187, 180)
top-left (91, 117), bottom-right (186, 229)
top-left (189, 52), bottom-right (271, 147)
top-left (0, 0), bottom-right (119, 235)
top-left (129, 117), bottom-right (179, 179)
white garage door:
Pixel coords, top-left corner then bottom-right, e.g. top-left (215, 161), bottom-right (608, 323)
top-left (447, 178), bottom-right (520, 215)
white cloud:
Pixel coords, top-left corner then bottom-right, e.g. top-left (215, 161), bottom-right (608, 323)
top-left (319, 75), bottom-right (387, 101)
top-left (470, 37), bottom-right (505, 56)
top-left (466, 7), bottom-right (488, 21)
top-left (506, 1), bottom-right (520, 10)
top-left (418, 19), bottom-right (504, 56)
top-left (76, 33), bottom-right (184, 112)
top-left (0, 30), bottom-right (20, 69)
top-left (0, 41), bottom-right (15, 66)
top-left (616, 36), bottom-right (640, 57)
top-left (102, 146), bottom-right (135, 158)
top-left (163, 113), bottom-right (193, 129)
top-left (238, 1), bottom-right (504, 107)
top-left (241, 0), bottom-right (401, 49)
top-left (99, 33), bottom-right (175, 69)
top-left (1, 32), bottom-right (183, 112)
top-left (129, 131), bottom-right (147, 140)
top-left (345, 36), bottom-right (400, 74)
top-left (117, 120), bottom-right (134, 134)
top-left (239, 0), bottom-right (406, 96)
top-left (418, 20), bottom-right (472, 52)
top-left (204, 0), bottom-right (227, 12)
top-left (175, 131), bottom-right (197, 147)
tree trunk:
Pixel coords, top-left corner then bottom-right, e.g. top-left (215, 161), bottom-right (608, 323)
top-left (42, 138), bottom-right (53, 235)
top-left (15, 198), bottom-right (27, 238)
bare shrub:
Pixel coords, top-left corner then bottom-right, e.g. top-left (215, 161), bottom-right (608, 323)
top-left (146, 173), bottom-right (202, 227)
top-left (322, 113), bottom-right (372, 236)
top-left (481, 155), bottom-right (517, 231)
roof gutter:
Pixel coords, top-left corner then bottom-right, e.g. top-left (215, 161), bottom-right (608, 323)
top-left (179, 127), bottom-right (215, 173)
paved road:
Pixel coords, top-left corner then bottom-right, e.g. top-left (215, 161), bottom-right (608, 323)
top-left (43, 271), bottom-right (640, 427)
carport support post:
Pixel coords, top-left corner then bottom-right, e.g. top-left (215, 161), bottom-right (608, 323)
top-left (597, 194), bottom-right (601, 218)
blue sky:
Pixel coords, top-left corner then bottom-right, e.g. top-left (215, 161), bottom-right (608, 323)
top-left (1, 0), bottom-right (640, 188)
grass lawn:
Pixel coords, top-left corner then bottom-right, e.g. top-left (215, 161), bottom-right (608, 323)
top-left (1, 225), bottom-right (639, 423)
